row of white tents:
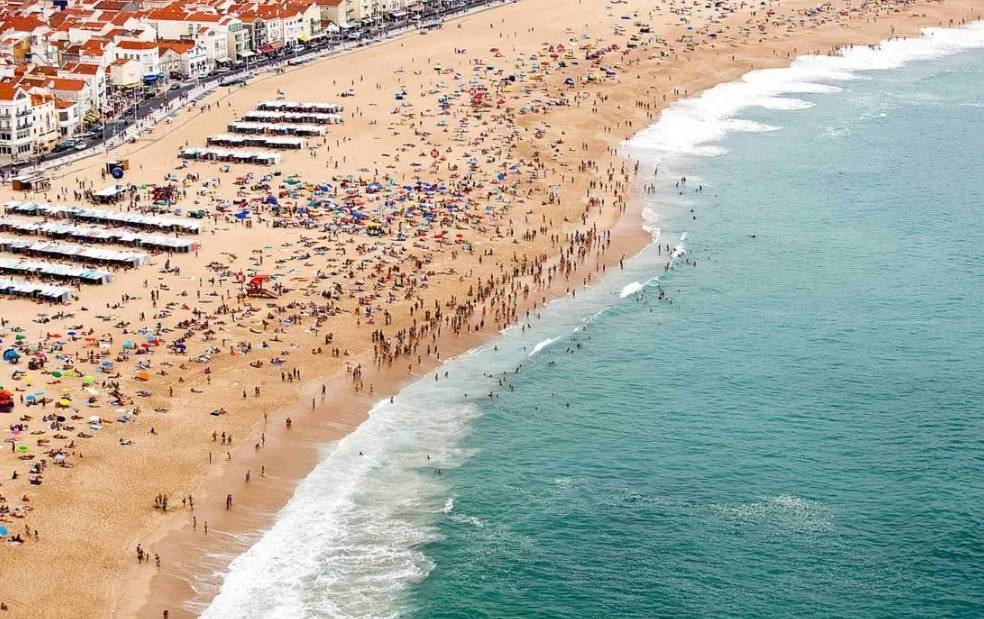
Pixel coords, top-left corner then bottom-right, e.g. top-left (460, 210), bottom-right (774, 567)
top-left (0, 277), bottom-right (72, 303)
top-left (256, 100), bottom-right (343, 114)
top-left (206, 134), bottom-right (306, 150)
top-left (180, 101), bottom-right (341, 167)
top-left (180, 147), bottom-right (282, 166)
top-left (227, 121), bottom-right (325, 137)
top-left (0, 237), bottom-right (148, 267)
top-left (242, 110), bottom-right (344, 125)
top-left (4, 201), bottom-right (201, 234)
top-left (0, 219), bottom-right (200, 253)
top-left (0, 258), bottom-right (112, 284)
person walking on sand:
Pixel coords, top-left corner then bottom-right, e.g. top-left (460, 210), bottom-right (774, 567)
top-left (286, 417), bottom-right (292, 430)
top-left (226, 494), bottom-right (233, 510)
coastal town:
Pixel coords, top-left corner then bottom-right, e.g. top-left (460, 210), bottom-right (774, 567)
top-left (0, 0), bottom-right (979, 616)
top-left (0, 0), bottom-right (466, 167)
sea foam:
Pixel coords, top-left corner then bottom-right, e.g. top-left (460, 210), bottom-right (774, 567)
top-left (627, 22), bottom-right (984, 158)
top-left (200, 393), bottom-right (480, 619)
top-left (619, 281), bottom-right (645, 298)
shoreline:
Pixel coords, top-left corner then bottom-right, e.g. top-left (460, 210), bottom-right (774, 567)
top-left (0, 0), bottom-right (979, 616)
top-left (125, 187), bottom-right (649, 618)
top-left (127, 8), bottom-right (984, 617)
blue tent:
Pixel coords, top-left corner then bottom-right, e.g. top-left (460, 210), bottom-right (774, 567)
top-left (2, 349), bottom-right (19, 362)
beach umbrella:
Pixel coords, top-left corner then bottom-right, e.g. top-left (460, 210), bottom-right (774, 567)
top-left (16, 444), bottom-right (28, 453)
top-left (0, 525), bottom-right (7, 537)
top-left (2, 349), bottom-right (18, 362)
top-left (51, 370), bottom-right (62, 378)
top-left (135, 370), bottom-right (150, 381)
top-left (122, 340), bottom-right (135, 349)
top-left (82, 375), bottom-right (95, 386)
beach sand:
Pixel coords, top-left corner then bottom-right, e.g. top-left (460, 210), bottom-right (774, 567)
top-left (0, 0), bottom-right (979, 617)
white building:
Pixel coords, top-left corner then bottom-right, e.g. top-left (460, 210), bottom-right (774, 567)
top-left (116, 40), bottom-right (162, 80)
top-left (0, 82), bottom-right (35, 160)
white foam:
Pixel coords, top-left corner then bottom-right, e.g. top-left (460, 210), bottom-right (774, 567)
top-left (448, 512), bottom-right (486, 528)
top-left (528, 336), bottom-right (557, 356)
top-left (627, 22), bottom-right (984, 159)
top-left (619, 281), bottom-right (645, 298)
top-left (201, 395), bottom-right (480, 619)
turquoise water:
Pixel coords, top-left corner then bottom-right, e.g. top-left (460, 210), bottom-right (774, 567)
top-left (202, 27), bottom-right (984, 619)
top-left (408, 46), bottom-right (984, 617)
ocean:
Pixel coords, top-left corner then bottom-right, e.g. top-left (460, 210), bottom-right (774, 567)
top-left (201, 24), bottom-right (984, 618)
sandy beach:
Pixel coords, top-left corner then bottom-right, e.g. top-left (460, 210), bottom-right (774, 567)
top-left (0, 0), bottom-right (980, 616)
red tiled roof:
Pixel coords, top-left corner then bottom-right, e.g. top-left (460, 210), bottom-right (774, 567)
top-left (158, 39), bottom-right (195, 54)
top-left (0, 82), bottom-right (25, 101)
top-left (50, 78), bottom-right (86, 91)
top-left (68, 63), bottom-right (103, 75)
top-left (0, 16), bottom-right (46, 33)
top-left (148, 6), bottom-right (221, 22)
top-left (93, 0), bottom-right (129, 10)
top-left (80, 39), bottom-right (108, 55)
top-left (117, 39), bottom-right (158, 50)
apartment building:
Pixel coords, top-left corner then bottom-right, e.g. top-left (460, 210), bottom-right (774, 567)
top-left (0, 82), bottom-right (34, 159)
top-left (116, 39), bottom-right (163, 82)
top-left (29, 92), bottom-right (58, 153)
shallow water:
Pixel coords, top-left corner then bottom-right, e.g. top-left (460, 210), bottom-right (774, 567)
top-left (203, 25), bottom-right (984, 618)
